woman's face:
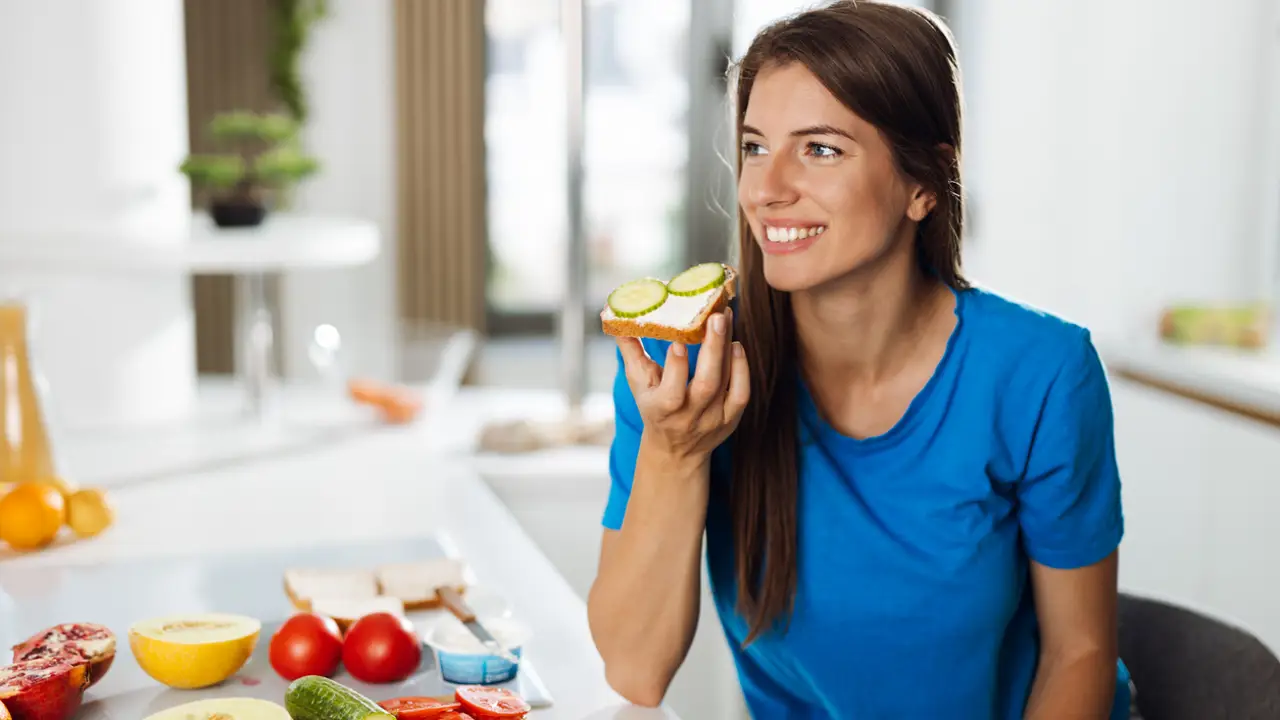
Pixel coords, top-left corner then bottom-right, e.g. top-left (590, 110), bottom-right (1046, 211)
top-left (738, 62), bottom-right (935, 293)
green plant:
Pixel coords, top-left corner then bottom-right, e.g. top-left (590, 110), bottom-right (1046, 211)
top-left (269, 0), bottom-right (330, 122)
top-left (179, 110), bottom-right (320, 205)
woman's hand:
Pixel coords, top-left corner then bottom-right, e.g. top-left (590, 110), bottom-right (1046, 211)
top-left (616, 307), bottom-right (750, 462)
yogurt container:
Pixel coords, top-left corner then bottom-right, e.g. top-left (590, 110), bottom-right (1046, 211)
top-left (424, 615), bottom-right (532, 685)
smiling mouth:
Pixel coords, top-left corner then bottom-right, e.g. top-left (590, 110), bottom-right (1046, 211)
top-left (764, 225), bottom-right (826, 244)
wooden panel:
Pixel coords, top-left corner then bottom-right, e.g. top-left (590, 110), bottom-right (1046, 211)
top-left (183, 0), bottom-right (279, 373)
top-left (394, 0), bottom-right (487, 330)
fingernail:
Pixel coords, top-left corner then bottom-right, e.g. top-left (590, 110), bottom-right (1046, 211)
top-left (712, 314), bottom-right (726, 335)
top-left (672, 343), bottom-right (687, 357)
top-left (733, 342), bottom-right (744, 358)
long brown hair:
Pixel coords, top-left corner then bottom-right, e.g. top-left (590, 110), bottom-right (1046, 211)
top-left (728, 1), bottom-right (968, 645)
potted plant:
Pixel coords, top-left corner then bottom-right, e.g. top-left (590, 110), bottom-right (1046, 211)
top-left (179, 110), bottom-right (320, 228)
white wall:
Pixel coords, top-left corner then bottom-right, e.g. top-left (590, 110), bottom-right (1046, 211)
top-left (281, 0), bottom-right (399, 382)
top-left (0, 0), bottom-right (197, 430)
top-left (956, 0), bottom-right (1278, 340)
top-left (953, 0), bottom-right (1280, 652)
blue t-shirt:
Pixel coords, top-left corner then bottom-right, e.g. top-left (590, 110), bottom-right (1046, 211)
top-left (602, 286), bottom-right (1130, 719)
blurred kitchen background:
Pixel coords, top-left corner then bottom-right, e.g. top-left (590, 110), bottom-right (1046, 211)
top-left (2, 0), bottom-right (1280, 717)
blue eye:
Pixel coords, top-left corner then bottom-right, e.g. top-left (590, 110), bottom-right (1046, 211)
top-left (808, 142), bottom-right (841, 158)
top-left (741, 141), bottom-right (766, 157)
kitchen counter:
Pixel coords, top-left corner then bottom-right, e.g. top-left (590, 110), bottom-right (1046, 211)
top-left (0, 380), bottom-right (677, 719)
top-left (1098, 337), bottom-right (1280, 426)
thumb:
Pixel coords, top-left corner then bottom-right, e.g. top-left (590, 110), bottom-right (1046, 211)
top-left (617, 337), bottom-right (660, 392)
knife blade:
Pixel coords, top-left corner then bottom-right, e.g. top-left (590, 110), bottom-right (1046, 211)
top-left (437, 586), bottom-right (521, 664)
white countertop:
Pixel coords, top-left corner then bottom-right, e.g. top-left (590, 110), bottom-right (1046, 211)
top-left (0, 213), bottom-right (380, 274)
top-left (0, 381), bottom-right (675, 719)
top-left (1098, 337), bottom-right (1280, 420)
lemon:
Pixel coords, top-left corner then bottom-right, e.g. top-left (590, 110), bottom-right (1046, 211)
top-left (129, 613), bottom-right (261, 689)
top-left (66, 487), bottom-right (114, 538)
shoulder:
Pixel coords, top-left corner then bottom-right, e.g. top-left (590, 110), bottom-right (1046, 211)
top-left (960, 286), bottom-right (1092, 353)
top-left (956, 286), bottom-right (1111, 423)
top-left (958, 286), bottom-right (1102, 382)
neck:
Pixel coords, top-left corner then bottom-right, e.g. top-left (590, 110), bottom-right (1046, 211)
top-left (792, 249), bottom-right (950, 386)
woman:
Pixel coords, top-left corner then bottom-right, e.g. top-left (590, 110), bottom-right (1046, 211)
top-left (588, 2), bottom-right (1129, 718)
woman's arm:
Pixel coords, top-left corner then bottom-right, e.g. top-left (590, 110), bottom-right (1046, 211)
top-left (587, 310), bottom-right (749, 707)
top-left (588, 441), bottom-right (711, 707)
top-left (1015, 328), bottom-right (1125, 719)
top-left (1023, 551), bottom-right (1119, 719)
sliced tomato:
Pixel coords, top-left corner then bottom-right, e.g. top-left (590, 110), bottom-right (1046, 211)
top-left (437, 714), bottom-right (475, 720)
top-left (377, 696), bottom-right (462, 718)
top-left (454, 686), bottom-right (530, 717)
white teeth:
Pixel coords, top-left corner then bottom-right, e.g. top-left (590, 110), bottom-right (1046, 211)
top-left (764, 225), bottom-right (826, 243)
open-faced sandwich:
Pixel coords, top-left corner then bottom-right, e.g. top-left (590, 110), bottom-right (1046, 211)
top-left (600, 262), bottom-right (736, 344)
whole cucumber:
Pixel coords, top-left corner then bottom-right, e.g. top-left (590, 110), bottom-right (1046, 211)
top-left (284, 675), bottom-right (394, 720)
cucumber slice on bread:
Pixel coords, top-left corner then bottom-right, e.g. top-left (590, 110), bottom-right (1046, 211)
top-left (607, 278), bottom-right (669, 318)
top-left (667, 262), bottom-right (726, 296)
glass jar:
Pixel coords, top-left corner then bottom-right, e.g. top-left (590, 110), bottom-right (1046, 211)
top-left (0, 298), bottom-right (69, 492)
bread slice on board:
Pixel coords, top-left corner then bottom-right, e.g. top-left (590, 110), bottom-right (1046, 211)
top-left (375, 558), bottom-right (472, 610)
top-left (309, 595), bottom-right (406, 633)
top-left (600, 264), bottom-right (736, 345)
top-left (283, 568), bottom-right (379, 612)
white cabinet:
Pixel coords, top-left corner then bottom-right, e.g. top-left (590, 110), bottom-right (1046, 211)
top-left (1112, 377), bottom-right (1280, 653)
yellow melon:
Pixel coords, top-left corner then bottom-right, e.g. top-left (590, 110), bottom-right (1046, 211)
top-left (129, 613), bottom-right (260, 689)
top-left (143, 697), bottom-right (289, 719)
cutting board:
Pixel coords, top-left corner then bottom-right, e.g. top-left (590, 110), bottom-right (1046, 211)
top-left (77, 616), bottom-right (553, 718)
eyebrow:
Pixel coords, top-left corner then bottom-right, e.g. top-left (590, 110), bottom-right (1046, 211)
top-left (741, 124), bottom-right (855, 142)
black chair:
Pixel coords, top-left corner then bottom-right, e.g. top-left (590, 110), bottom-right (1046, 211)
top-left (1120, 593), bottom-right (1280, 719)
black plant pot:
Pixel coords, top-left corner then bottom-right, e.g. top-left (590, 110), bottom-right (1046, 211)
top-left (210, 199), bottom-right (268, 228)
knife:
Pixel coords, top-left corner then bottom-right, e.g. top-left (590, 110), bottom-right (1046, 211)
top-left (437, 586), bottom-right (521, 664)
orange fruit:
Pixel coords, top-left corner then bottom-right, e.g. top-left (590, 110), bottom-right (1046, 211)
top-left (0, 482), bottom-right (65, 550)
top-left (66, 487), bottom-right (114, 538)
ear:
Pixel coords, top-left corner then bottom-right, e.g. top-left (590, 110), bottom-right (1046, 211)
top-left (906, 184), bottom-right (937, 222)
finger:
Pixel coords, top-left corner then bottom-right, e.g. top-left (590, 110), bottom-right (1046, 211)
top-left (687, 310), bottom-right (728, 413)
top-left (722, 341), bottom-right (751, 425)
top-left (617, 337), bottom-right (660, 392)
top-left (719, 307), bottom-right (735, 395)
top-left (656, 342), bottom-right (690, 412)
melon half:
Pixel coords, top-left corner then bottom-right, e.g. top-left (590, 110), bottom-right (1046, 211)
top-left (144, 697), bottom-right (290, 720)
top-left (129, 613), bottom-right (261, 689)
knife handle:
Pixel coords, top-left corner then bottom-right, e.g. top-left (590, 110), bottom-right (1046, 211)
top-left (437, 586), bottom-right (475, 622)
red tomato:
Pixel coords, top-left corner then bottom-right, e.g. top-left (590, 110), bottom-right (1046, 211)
top-left (455, 686), bottom-right (530, 717)
top-left (268, 613), bottom-right (343, 681)
top-left (342, 612), bottom-right (421, 683)
top-left (377, 696), bottom-right (461, 718)
top-left (437, 714), bottom-right (475, 720)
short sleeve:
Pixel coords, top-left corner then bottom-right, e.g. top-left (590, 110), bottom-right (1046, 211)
top-left (1017, 329), bottom-right (1125, 569)
top-left (602, 338), bottom-right (673, 531)
top-left (603, 347), bottom-right (643, 530)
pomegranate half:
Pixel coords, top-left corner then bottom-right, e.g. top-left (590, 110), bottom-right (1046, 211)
top-left (0, 656), bottom-right (89, 720)
top-left (11, 623), bottom-right (116, 689)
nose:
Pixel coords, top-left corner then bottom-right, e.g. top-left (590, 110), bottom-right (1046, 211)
top-left (744, 153), bottom-right (800, 208)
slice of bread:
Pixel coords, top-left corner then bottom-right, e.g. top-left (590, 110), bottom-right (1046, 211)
top-left (309, 595), bottom-right (406, 633)
top-left (375, 558), bottom-right (471, 610)
top-left (283, 568), bottom-right (379, 612)
top-left (601, 264), bottom-right (736, 344)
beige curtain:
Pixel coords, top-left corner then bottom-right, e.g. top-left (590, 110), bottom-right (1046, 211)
top-left (394, 0), bottom-right (488, 331)
top-left (183, 0), bottom-right (280, 374)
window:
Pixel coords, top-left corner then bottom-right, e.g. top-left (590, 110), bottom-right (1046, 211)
top-left (484, 0), bottom-right (691, 325)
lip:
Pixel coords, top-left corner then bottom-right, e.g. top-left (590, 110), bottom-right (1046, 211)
top-left (760, 218), bottom-right (825, 228)
top-left (756, 221), bottom-right (824, 255)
